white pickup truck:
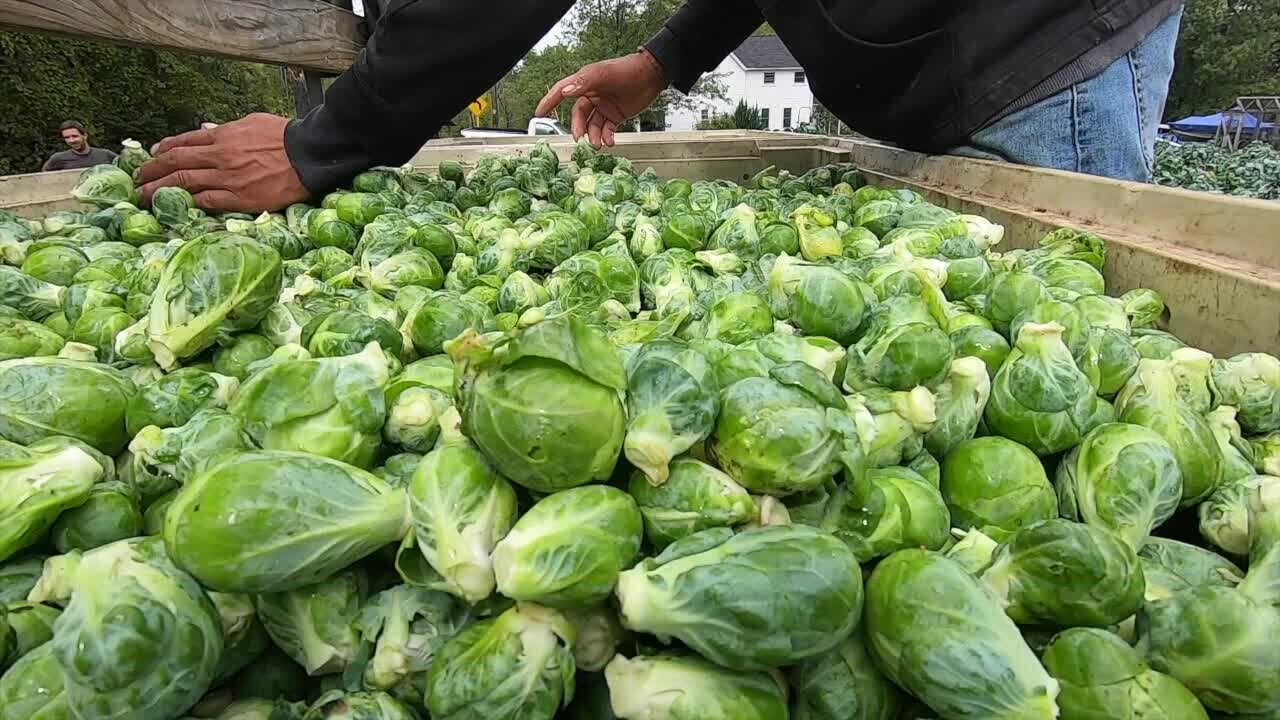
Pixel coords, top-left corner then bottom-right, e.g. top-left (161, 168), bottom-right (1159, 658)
top-left (461, 118), bottom-right (571, 138)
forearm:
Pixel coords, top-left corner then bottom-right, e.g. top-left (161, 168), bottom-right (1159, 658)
top-left (645, 0), bottom-right (764, 93)
top-left (285, 0), bottom-right (574, 195)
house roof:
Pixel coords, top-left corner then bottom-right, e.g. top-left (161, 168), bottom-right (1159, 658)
top-left (731, 35), bottom-right (800, 70)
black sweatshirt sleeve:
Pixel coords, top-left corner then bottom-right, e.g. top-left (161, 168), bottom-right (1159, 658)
top-left (644, 0), bottom-right (764, 93)
top-left (285, 0), bottom-right (576, 196)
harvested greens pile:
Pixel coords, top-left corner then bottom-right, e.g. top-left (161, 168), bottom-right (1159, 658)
top-left (1153, 139), bottom-right (1280, 200)
top-left (0, 138), bottom-right (1278, 720)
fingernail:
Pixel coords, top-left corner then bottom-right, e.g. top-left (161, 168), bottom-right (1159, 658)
top-left (563, 84), bottom-right (579, 94)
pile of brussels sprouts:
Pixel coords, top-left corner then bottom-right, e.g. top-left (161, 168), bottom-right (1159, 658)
top-left (1, 137), bottom-right (1279, 720)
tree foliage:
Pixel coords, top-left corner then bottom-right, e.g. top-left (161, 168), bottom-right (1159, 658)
top-left (0, 31), bottom-right (291, 175)
top-left (1165, 0), bottom-right (1280, 119)
top-left (486, 0), bottom-right (725, 132)
top-left (697, 100), bottom-right (765, 131)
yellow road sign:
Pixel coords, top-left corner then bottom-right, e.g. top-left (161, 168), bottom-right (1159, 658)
top-left (469, 95), bottom-right (492, 120)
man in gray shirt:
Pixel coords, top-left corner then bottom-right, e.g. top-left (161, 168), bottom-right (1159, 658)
top-left (41, 121), bottom-right (117, 172)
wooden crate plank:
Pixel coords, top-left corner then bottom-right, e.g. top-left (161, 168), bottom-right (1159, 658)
top-left (0, 0), bottom-right (364, 73)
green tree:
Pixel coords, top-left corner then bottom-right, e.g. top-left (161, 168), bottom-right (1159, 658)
top-left (0, 31), bottom-right (291, 175)
top-left (1165, 0), bottom-right (1280, 119)
top-left (697, 100), bottom-right (765, 130)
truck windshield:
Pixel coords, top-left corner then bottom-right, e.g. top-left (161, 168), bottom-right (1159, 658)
top-left (535, 120), bottom-right (568, 135)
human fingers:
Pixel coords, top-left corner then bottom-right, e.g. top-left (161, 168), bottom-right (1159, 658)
top-left (603, 119), bottom-right (618, 147)
top-left (536, 73), bottom-right (584, 117)
top-left (153, 127), bottom-right (217, 155)
top-left (586, 109), bottom-right (606, 148)
top-left (192, 189), bottom-right (245, 213)
top-left (135, 146), bottom-right (222, 186)
top-left (138, 168), bottom-right (225, 204)
top-left (571, 96), bottom-right (595, 140)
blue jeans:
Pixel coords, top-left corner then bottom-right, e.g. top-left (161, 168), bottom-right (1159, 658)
top-left (950, 9), bottom-right (1182, 182)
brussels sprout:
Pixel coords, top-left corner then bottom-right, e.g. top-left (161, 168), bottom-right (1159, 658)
top-left (359, 249), bottom-right (445, 298)
top-left (767, 254), bottom-right (873, 345)
top-left (230, 343), bottom-right (390, 467)
top-left (623, 340), bottom-right (719, 485)
top-left (2, 601), bottom-right (61, 671)
top-left (984, 322), bottom-right (1094, 455)
top-left (852, 199), bottom-right (901, 237)
top-left (304, 309), bottom-right (405, 363)
top-left (164, 450), bottom-right (410, 593)
top-left (547, 247), bottom-right (641, 315)
top-left (941, 436), bottom-right (1057, 539)
top-left (1140, 483), bottom-right (1280, 714)
top-left (301, 690), bottom-right (417, 720)
top-left (1041, 627), bottom-right (1208, 720)
top-left (1122, 288), bottom-right (1165, 328)
top-left (1199, 474), bottom-right (1280, 557)
top-left (0, 317), bottom-right (65, 359)
top-left (710, 367), bottom-right (849, 496)
top-left (972, 519), bottom-right (1145, 627)
top-left (924, 357), bottom-right (991, 458)
top-left (497, 271), bottom-right (549, 315)
top-left (1028, 257), bottom-right (1105, 296)
top-left (811, 465), bottom-right (951, 563)
top-left (0, 266), bottom-right (66, 320)
top-left (616, 524), bottom-right (862, 670)
top-left (1207, 405), bottom-right (1260, 486)
top-left (426, 604), bottom-right (575, 720)
top-left (26, 537), bottom-right (222, 720)
top-left (119, 210), bottom-right (167, 246)
top-left (951, 324), bottom-right (1011, 377)
top-left (0, 357), bottom-right (135, 454)
top-left (0, 437), bottom-right (105, 561)
top-left (256, 568), bottom-right (368, 675)
top-left (985, 270), bottom-right (1047, 333)
top-left (113, 138), bottom-right (151, 178)
top-left (1255, 432), bottom-right (1280, 476)
top-left (0, 642), bottom-right (69, 719)
top-left (145, 232), bottom-right (282, 369)
top-left (1116, 357), bottom-right (1224, 506)
top-left (451, 316), bottom-right (626, 493)
top-left (307, 209), bottom-right (359, 252)
top-left (865, 550), bottom-right (1058, 719)
top-left (790, 627), bottom-right (904, 720)
top-left (407, 423), bottom-right (517, 603)
top-left (627, 457), bottom-right (755, 549)
top-left (1138, 537), bottom-right (1243, 602)
top-left (0, 555), bottom-right (47, 604)
top-left (1211, 352), bottom-right (1280, 434)
top-left (71, 164), bottom-right (138, 208)
top-left (605, 654), bottom-right (788, 720)
top-left (125, 367), bottom-right (238, 436)
top-left (491, 484), bottom-right (641, 608)
top-left (206, 590), bottom-right (271, 683)
top-left (845, 386), bottom-right (936, 469)
top-left (1056, 423), bottom-right (1183, 550)
top-left (400, 291), bottom-right (493, 357)
top-left (382, 386), bottom-right (448, 453)
top-left (129, 409), bottom-right (255, 495)
top-left (845, 305), bottom-right (952, 392)
top-left (49, 477), bottom-right (143, 553)
top-left (21, 243), bottom-right (89, 287)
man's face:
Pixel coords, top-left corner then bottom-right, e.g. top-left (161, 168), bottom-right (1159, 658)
top-left (61, 129), bottom-right (87, 151)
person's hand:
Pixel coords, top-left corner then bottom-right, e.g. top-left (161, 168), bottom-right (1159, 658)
top-left (535, 51), bottom-right (667, 148)
top-left (137, 113), bottom-right (310, 213)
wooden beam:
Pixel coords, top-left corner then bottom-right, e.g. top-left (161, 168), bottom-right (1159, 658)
top-left (0, 0), bottom-right (365, 73)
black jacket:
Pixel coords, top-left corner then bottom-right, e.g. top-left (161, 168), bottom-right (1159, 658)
top-left (286, 0), bottom-right (1167, 195)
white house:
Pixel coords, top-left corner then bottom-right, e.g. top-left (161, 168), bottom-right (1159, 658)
top-left (666, 35), bottom-right (814, 132)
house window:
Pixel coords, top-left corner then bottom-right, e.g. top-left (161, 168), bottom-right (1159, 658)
top-left (701, 108), bottom-right (709, 121)
top-left (783, 107), bottom-right (792, 129)
top-left (794, 71), bottom-right (806, 83)
top-left (763, 72), bottom-right (775, 85)
top-left (760, 108), bottom-right (770, 128)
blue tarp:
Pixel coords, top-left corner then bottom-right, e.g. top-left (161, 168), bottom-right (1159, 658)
top-left (1169, 113), bottom-right (1275, 132)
